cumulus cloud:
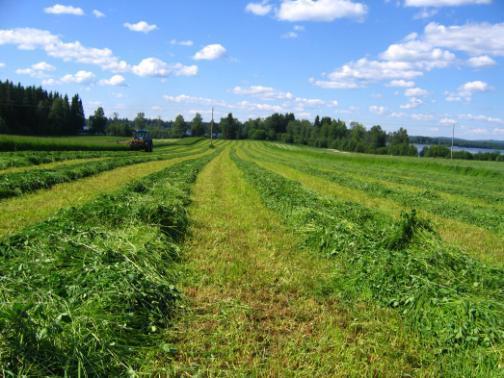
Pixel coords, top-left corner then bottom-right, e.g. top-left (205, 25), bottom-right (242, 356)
top-left (43, 70), bottom-right (95, 85)
top-left (132, 57), bottom-right (198, 77)
top-left (44, 4), bottom-right (84, 16)
top-left (245, 2), bottom-right (273, 16)
top-left (277, 0), bottom-right (367, 22)
top-left (311, 21), bottom-right (503, 89)
top-left (93, 9), bottom-right (105, 18)
top-left (445, 80), bottom-right (490, 102)
top-left (440, 117), bottom-right (457, 125)
top-left (232, 85), bottom-right (294, 100)
top-left (170, 39), bottom-right (194, 46)
top-left (193, 44), bottom-right (227, 60)
top-left (423, 22), bottom-right (504, 57)
top-left (400, 97), bottom-right (423, 109)
top-left (124, 21), bottom-right (158, 33)
top-left (369, 105), bottom-right (386, 115)
top-left (388, 79), bottom-right (415, 87)
top-left (16, 61), bottom-right (55, 78)
top-left (458, 113), bottom-right (504, 124)
top-left (405, 87), bottom-right (428, 97)
top-left (467, 55), bottom-right (496, 67)
top-left (99, 74), bottom-right (126, 86)
top-left (0, 28), bottom-right (198, 79)
top-left (0, 28), bottom-right (129, 71)
top-left (405, 0), bottom-right (491, 7)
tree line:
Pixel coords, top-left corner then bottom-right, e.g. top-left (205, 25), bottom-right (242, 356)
top-left (0, 80), bottom-right (85, 135)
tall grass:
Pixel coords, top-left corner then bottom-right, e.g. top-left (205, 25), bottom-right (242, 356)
top-left (0, 153), bottom-right (216, 376)
top-left (232, 150), bottom-right (504, 374)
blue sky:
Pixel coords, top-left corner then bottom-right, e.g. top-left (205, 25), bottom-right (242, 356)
top-left (0, 0), bottom-right (503, 139)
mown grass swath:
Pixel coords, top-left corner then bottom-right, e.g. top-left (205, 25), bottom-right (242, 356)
top-left (231, 149), bottom-right (503, 375)
top-left (0, 145), bottom-right (211, 200)
top-left (0, 152), bottom-right (217, 376)
top-left (242, 144), bottom-right (504, 234)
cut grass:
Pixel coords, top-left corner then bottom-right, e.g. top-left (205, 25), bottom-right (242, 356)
top-left (239, 143), bottom-right (504, 266)
top-left (159, 147), bottom-right (432, 376)
top-left (232, 146), bottom-right (503, 375)
top-left (0, 153), bottom-right (217, 376)
top-left (0, 148), bottom-right (215, 238)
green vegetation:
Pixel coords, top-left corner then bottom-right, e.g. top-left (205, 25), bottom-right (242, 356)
top-left (0, 140), bottom-right (501, 376)
top-left (0, 153), bottom-right (216, 376)
top-left (0, 134), bottom-right (202, 151)
top-left (232, 147), bottom-right (503, 374)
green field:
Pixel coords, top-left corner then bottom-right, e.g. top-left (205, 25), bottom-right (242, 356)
top-left (0, 140), bottom-right (502, 376)
top-left (0, 134), bottom-right (195, 151)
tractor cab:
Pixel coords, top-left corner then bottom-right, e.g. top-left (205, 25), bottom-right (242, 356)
top-left (129, 130), bottom-right (153, 152)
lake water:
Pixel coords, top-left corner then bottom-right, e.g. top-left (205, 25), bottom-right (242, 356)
top-left (414, 144), bottom-right (504, 155)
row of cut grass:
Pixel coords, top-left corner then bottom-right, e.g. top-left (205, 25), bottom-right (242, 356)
top-left (245, 143), bottom-right (504, 234)
top-left (242, 143), bottom-right (504, 265)
top-left (231, 147), bottom-right (504, 376)
top-left (0, 152), bottom-right (218, 376)
top-left (161, 148), bottom-right (428, 376)
top-left (0, 147), bottom-right (218, 238)
top-left (0, 142), bottom-right (215, 200)
top-left (256, 142), bottom-right (504, 204)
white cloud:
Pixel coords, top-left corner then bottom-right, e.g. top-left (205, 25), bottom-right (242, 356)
top-left (93, 9), bottom-right (105, 18)
top-left (311, 58), bottom-right (423, 89)
top-left (411, 113), bottom-right (434, 121)
top-left (44, 4), bottom-right (84, 16)
top-left (124, 21), bottom-right (158, 33)
top-left (0, 28), bottom-right (199, 80)
top-left (99, 74), bottom-right (126, 86)
top-left (0, 62), bottom-right (5, 68)
top-left (245, 2), bottom-right (273, 16)
top-left (193, 44), bottom-right (227, 60)
top-left (132, 57), bottom-right (198, 77)
top-left (232, 85), bottom-right (294, 100)
top-left (369, 105), bottom-right (386, 115)
top-left (311, 21), bottom-right (504, 89)
top-left (467, 55), bottom-right (496, 67)
top-left (0, 28), bottom-right (129, 72)
top-left (405, 87), bottom-right (428, 97)
top-left (43, 70), bottom-right (95, 85)
top-left (445, 80), bottom-right (490, 102)
top-left (16, 61), bottom-right (55, 78)
top-left (413, 8), bottom-right (438, 19)
top-left (423, 22), bottom-right (504, 57)
top-left (170, 39), bottom-right (194, 46)
top-left (277, 0), bottom-right (367, 22)
top-left (388, 79), bottom-right (415, 87)
top-left (61, 70), bottom-right (96, 84)
top-left (405, 0), bottom-right (491, 7)
top-left (440, 117), bottom-right (457, 125)
top-left (459, 113), bottom-right (504, 124)
top-left (400, 97), bottom-right (423, 109)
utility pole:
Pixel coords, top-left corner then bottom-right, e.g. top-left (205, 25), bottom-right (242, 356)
top-left (451, 122), bottom-right (455, 160)
top-left (210, 107), bottom-right (214, 146)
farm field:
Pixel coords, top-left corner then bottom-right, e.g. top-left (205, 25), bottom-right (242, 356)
top-left (0, 140), bottom-right (502, 376)
top-left (0, 134), bottom-right (189, 151)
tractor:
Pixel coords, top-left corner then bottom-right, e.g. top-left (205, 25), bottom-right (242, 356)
top-left (129, 130), bottom-right (153, 152)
